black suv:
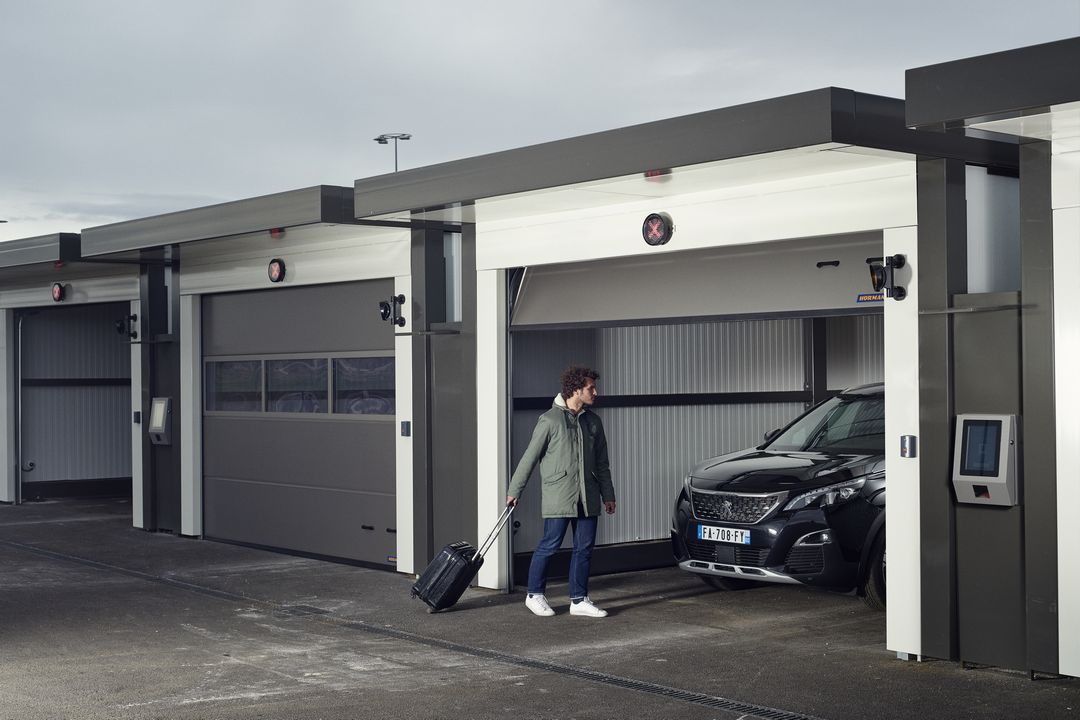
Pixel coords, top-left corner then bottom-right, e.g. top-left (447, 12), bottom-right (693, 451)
top-left (671, 383), bottom-right (886, 609)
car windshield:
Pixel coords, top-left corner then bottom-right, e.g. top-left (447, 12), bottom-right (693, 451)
top-left (767, 393), bottom-right (885, 454)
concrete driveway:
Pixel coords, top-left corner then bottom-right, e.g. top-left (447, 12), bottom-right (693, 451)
top-left (1, 497), bottom-right (1077, 719)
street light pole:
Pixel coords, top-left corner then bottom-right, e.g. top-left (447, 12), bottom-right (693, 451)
top-left (373, 132), bottom-right (412, 172)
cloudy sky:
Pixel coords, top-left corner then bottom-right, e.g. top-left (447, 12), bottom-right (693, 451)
top-left (2, 1), bottom-right (1078, 242)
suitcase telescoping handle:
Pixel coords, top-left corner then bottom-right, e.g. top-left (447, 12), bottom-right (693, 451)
top-left (472, 502), bottom-right (515, 562)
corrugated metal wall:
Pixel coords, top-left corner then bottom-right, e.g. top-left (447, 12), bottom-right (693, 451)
top-left (827, 314), bottom-right (884, 389)
top-left (20, 305), bottom-right (131, 379)
top-left (510, 318), bottom-right (806, 551)
top-left (21, 386), bottom-right (132, 481)
top-left (19, 303), bottom-right (132, 483)
top-left (510, 314), bottom-right (882, 552)
top-left (513, 320), bottom-right (806, 395)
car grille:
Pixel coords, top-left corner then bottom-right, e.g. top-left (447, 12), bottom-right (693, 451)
top-left (734, 547), bottom-right (770, 566)
top-left (686, 539), bottom-right (717, 562)
top-left (685, 539), bottom-right (770, 567)
top-left (691, 490), bottom-right (785, 525)
top-left (784, 546), bottom-right (824, 574)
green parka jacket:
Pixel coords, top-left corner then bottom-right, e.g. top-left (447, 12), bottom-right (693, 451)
top-left (507, 394), bottom-right (615, 518)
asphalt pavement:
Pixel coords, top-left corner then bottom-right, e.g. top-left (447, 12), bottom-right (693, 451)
top-left (1, 497), bottom-right (1077, 719)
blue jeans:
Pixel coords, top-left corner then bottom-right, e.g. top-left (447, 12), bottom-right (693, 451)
top-left (527, 505), bottom-right (598, 600)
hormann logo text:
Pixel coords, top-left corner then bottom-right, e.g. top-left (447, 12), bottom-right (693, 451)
top-left (857, 293), bottom-right (884, 303)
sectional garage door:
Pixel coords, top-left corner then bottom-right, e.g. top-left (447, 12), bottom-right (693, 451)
top-left (201, 280), bottom-right (396, 566)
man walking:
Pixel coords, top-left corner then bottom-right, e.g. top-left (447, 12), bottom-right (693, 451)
top-left (507, 366), bottom-right (616, 617)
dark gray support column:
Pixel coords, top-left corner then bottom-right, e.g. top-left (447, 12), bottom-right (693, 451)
top-left (410, 224), bottom-right (478, 568)
top-left (430, 225), bottom-right (478, 556)
top-left (953, 292), bottom-right (1024, 669)
top-left (916, 157), bottom-right (967, 660)
top-left (138, 247), bottom-right (181, 532)
top-left (1020, 141), bottom-right (1057, 674)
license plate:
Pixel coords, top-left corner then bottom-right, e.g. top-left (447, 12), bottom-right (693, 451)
top-left (698, 525), bottom-right (751, 544)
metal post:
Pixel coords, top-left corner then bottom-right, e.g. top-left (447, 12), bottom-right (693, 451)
top-left (374, 133), bottom-right (412, 173)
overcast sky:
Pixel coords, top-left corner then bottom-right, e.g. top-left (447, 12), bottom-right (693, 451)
top-left (2, 1), bottom-right (1078, 242)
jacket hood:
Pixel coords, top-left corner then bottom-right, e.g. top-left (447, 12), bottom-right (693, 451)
top-left (553, 393), bottom-right (588, 416)
top-left (689, 449), bottom-right (884, 494)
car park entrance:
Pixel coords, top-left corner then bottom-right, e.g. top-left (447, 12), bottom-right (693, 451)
top-left (505, 233), bottom-right (887, 585)
top-left (15, 302), bottom-right (134, 502)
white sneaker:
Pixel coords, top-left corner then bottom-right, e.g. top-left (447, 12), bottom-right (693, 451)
top-left (569, 597), bottom-right (607, 617)
top-left (525, 593), bottom-right (555, 617)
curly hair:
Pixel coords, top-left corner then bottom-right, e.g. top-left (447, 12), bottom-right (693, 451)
top-left (560, 365), bottom-right (599, 401)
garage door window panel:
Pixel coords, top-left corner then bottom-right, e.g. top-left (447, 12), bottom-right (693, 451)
top-left (267, 358), bottom-right (328, 413)
top-left (206, 361), bottom-right (263, 412)
top-left (333, 357), bottom-right (395, 415)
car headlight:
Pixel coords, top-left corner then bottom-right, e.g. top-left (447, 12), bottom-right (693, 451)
top-left (783, 476), bottom-right (868, 511)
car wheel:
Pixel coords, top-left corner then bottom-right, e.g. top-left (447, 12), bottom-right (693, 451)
top-left (861, 532), bottom-right (886, 611)
top-left (700, 574), bottom-right (757, 591)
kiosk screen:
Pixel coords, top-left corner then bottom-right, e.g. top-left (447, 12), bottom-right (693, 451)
top-left (149, 398), bottom-right (168, 433)
top-left (961, 419), bottom-right (1001, 477)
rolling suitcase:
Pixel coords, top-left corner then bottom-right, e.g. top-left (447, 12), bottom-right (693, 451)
top-left (411, 503), bottom-right (514, 612)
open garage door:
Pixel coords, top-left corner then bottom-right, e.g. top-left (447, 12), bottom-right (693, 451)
top-left (507, 232), bottom-right (885, 576)
top-left (201, 280), bottom-right (396, 566)
top-left (16, 303), bottom-right (133, 501)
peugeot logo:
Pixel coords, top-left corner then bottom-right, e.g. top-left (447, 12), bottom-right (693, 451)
top-left (720, 500), bottom-right (734, 519)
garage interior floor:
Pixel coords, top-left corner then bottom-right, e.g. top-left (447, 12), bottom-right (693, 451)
top-left (1, 497), bottom-right (1077, 720)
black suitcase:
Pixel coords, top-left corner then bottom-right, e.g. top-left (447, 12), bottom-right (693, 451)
top-left (411, 504), bottom-right (514, 612)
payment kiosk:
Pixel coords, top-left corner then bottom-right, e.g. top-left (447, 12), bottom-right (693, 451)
top-left (952, 414), bottom-right (1019, 506)
top-left (148, 397), bottom-right (173, 446)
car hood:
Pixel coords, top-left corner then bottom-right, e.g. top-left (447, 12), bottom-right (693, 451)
top-left (688, 449), bottom-right (884, 494)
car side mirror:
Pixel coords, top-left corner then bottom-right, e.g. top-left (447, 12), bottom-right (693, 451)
top-left (763, 428), bottom-right (781, 443)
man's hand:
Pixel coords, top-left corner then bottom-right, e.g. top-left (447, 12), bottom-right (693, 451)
top-left (506, 496), bottom-right (518, 507)
top-left (604, 500), bottom-right (616, 515)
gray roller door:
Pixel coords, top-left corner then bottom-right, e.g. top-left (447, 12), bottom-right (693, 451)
top-left (510, 231), bottom-right (882, 328)
top-left (202, 280), bottom-right (396, 565)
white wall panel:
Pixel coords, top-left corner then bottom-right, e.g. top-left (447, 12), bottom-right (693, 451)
top-left (1051, 149), bottom-right (1080, 210)
top-left (1055, 196), bottom-right (1080, 677)
top-left (883, 225), bottom-right (921, 659)
top-left (180, 295), bottom-right (202, 536)
top-left (475, 269), bottom-right (508, 589)
top-left (395, 274), bottom-right (417, 576)
top-left (180, 224), bottom-right (410, 296)
top-left (0, 273), bottom-right (138, 309)
top-left (129, 300), bottom-right (143, 529)
top-left (477, 163), bottom-right (915, 271)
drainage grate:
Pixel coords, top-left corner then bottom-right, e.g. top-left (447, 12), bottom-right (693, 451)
top-left (275, 604), bottom-right (331, 618)
top-left (0, 537), bottom-right (823, 720)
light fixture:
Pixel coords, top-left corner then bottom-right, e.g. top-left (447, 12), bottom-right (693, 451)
top-left (866, 254), bottom-right (907, 300)
top-left (51, 282), bottom-right (66, 302)
top-left (642, 212), bottom-right (674, 246)
top-left (373, 132), bottom-right (412, 172)
top-left (268, 258), bottom-right (287, 283)
top-left (379, 294), bottom-right (406, 327)
top-left (115, 314), bottom-right (138, 340)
